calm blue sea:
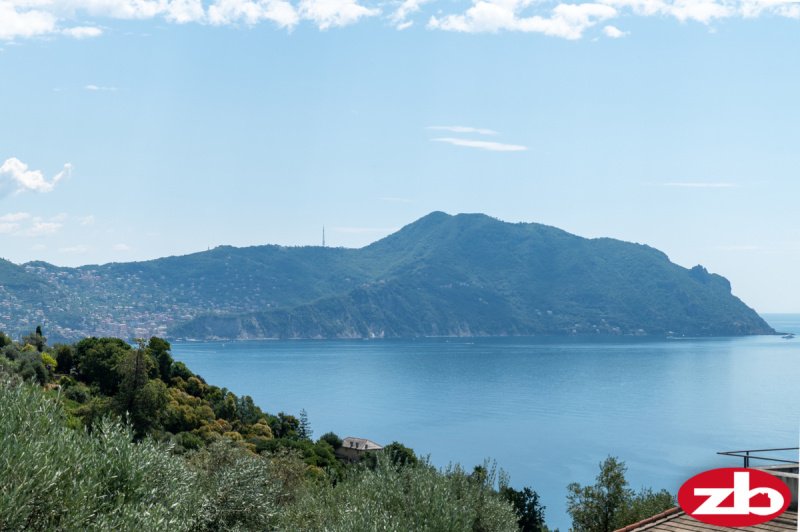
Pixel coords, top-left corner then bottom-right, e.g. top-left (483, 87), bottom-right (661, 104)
top-left (172, 314), bottom-right (800, 530)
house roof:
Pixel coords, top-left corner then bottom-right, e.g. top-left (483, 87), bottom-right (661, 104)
top-left (341, 437), bottom-right (383, 451)
top-left (615, 508), bottom-right (798, 532)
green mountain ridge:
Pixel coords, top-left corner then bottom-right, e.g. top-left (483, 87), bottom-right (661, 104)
top-left (0, 212), bottom-right (774, 341)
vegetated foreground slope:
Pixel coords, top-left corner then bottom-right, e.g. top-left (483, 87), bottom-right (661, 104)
top-left (0, 212), bottom-right (774, 341)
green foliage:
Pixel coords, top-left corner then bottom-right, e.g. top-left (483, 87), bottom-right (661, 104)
top-left (54, 344), bottom-right (75, 374)
top-left (620, 487), bottom-right (677, 529)
top-left (500, 485), bottom-right (546, 532)
top-left (319, 431), bottom-right (343, 450)
top-left (566, 457), bottom-right (675, 532)
top-left (17, 351), bottom-right (50, 384)
top-left (270, 411), bottom-right (300, 439)
top-left (2, 343), bottom-right (21, 360)
top-left (22, 326), bottom-right (46, 352)
top-left (0, 331), bottom-right (11, 347)
top-left (61, 377), bottom-right (91, 403)
top-left (74, 337), bottom-right (131, 395)
top-left (0, 333), bottom-right (538, 531)
top-left (148, 336), bottom-right (174, 382)
top-left (186, 441), bottom-right (286, 531)
top-left (0, 380), bottom-right (200, 530)
top-left (298, 408), bottom-right (312, 440)
top-left (41, 352), bottom-right (57, 371)
top-left (383, 441), bottom-right (418, 468)
top-left (282, 455), bottom-right (519, 531)
top-left (171, 360), bottom-right (194, 380)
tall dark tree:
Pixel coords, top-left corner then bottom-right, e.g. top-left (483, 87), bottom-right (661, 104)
top-left (500, 486), bottom-right (546, 532)
top-left (54, 344), bottom-right (75, 374)
top-left (298, 408), bottom-right (312, 440)
top-left (115, 339), bottom-right (166, 436)
top-left (147, 336), bottom-right (173, 382)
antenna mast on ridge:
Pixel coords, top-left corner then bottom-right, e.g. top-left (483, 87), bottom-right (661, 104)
top-left (322, 226), bottom-right (326, 247)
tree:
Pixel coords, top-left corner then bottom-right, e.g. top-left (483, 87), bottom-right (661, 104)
top-left (297, 408), bottom-right (312, 441)
top-left (74, 338), bottom-right (131, 395)
top-left (115, 340), bottom-right (165, 436)
top-left (566, 457), bottom-right (675, 532)
top-left (384, 441), bottom-right (417, 468)
top-left (22, 326), bottom-right (46, 353)
top-left (319, 432), bottom-right (343, 450)
top-left (54, 344), bottom-right (75, 374)
top-left (147, 337), bottom-right (173, 382)
top-left (269, 412), bottom-right (299, 439)
top-left (500, 485), bottom-right (546, 532)
top-left (235, 395), bottom-right (262, 425)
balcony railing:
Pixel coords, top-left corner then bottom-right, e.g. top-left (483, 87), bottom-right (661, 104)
top-left (717, 447), bottom-right (799, 468)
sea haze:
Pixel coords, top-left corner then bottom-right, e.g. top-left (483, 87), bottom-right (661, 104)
top-left (172, 314), bottom-right (800, 530)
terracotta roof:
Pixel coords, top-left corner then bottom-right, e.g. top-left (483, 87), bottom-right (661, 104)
top-left (615, 509), bottom-right (798, 532)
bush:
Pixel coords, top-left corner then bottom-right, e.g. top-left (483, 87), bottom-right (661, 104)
top-left (282, 455), bottom-right (519, 531)
top-left (0, 379), bottom-right (200, 530)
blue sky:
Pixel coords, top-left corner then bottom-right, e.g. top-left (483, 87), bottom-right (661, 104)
top-left (1, 0), bottom-right (799, 312)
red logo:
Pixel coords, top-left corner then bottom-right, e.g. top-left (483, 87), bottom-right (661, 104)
top-left (678, 468), bottom-right (791, 527)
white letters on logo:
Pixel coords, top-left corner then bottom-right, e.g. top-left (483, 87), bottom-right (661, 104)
top-left (694, 472), bottom-right (784, 515)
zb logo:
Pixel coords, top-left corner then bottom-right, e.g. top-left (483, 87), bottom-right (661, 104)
top-left (679, 468), bottom-right (791, 527)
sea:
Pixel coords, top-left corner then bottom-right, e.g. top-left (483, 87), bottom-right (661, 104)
top-left (172, 313), bottom-right (800, 530)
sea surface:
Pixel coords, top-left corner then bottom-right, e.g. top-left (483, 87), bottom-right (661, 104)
top-left (172, 314), bottom-right (800, 530)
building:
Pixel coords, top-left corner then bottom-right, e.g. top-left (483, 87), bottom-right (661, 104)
top-left (335, 437), bottom-right (383, 462)
top-left (616, 448), bottom-right (799, 532)
top-left (616, 507), bottom-right (797, 532)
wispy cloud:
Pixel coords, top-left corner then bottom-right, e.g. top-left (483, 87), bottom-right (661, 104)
top-left (0, 222), bottom-right (20, 234)
top-left (427, 125), bottom-right (498, 135)
top-left (112, 243), bottom-right (131, 251)
top-left (658, 182), bottom-right (738, 188)
top-left (432, 137), bottom-right (528, 152)
top-left (391, 0), bottom-right (432, 28)
top-left (602, 24), bottom-right (627, 38)
top-left (0, 212), bottom-right (31, 222)
top-left (85, 84), bottom-right (117, 91)
top-left (207, 0), bottom-right (300, 28)
top-left (299, 0), bottom-right (380, 29)
top-left (79, 215), bottom-right (96, 226)
top-left (428, 2), bottom-right (617, 39)
top-left (62, 26), bottom-right (103, 38)
top-left (0, 157), bottom-right (71, 195)
top-left (0, 212), bottom-right (68, 237)
top-left (27, 221), bottom-right (63, 236)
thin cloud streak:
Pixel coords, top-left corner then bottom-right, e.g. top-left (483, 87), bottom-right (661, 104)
top-left (432, 137), bottom-right (528, 152)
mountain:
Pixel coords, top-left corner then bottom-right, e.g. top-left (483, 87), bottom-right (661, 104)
top-left (0, 212), bottom-right (774, 341)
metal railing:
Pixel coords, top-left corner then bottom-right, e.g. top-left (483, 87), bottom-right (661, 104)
top-left (717, 447), bottom-right (799, 468)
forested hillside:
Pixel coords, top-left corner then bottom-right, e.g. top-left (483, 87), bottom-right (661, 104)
top-left (0, 212), bottom-right (774, 341)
